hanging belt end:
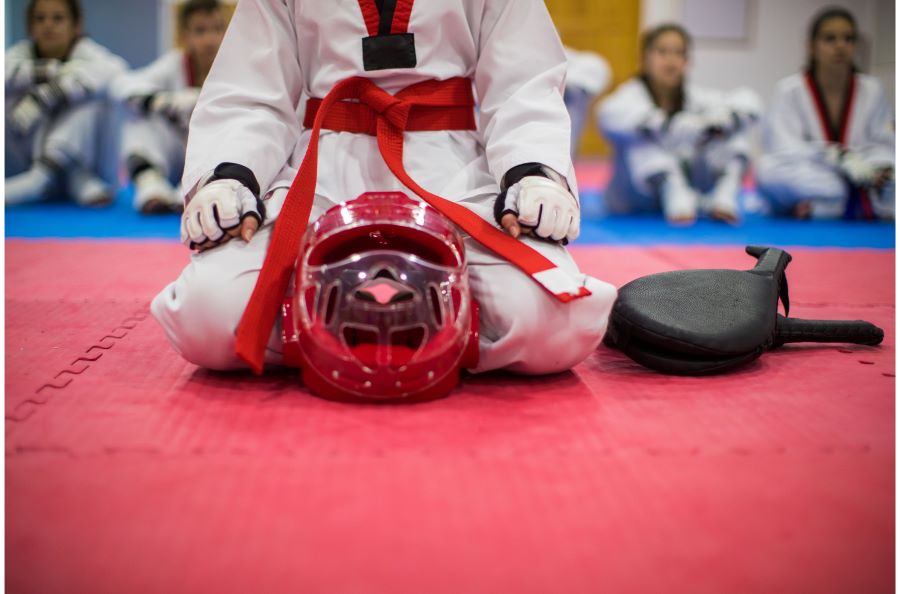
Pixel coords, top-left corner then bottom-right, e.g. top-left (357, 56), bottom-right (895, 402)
top-left (235, 339), bottom-right (266, 376)
top-left (532, 268), bottom-right (593, 302)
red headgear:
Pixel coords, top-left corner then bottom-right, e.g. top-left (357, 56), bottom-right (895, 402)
top-left (282, 192), bottom-right (479, 401)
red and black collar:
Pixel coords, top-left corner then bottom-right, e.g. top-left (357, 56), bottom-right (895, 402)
top-left (804, 69), bottom-right (857, 146)
top-left (358, 0), bottom-right (417, 71)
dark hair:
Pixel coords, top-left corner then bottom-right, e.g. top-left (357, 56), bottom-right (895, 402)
top-left (26, 0), bottom-right (82, 27)
top-left (641, 23), bottom-right (692, 56)
top-left (179, 0), bottom-right (222, 30)
top-left (809, 6), bottom-right (857, 42)
top-left (806, 6), bottom-right (858, 72)
top-left (639, 23), bottom-right (690, 114)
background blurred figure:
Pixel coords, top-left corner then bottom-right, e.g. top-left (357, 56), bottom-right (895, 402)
top-left (756, 7), bottom-right (894, 220)
top-left (111, 0), bottom-right (226, 214)
top-left (5, 0), bottom-right (127, 206)
top-left (597, 23), bottom-right (761, 224)
top-left (564, 46), bottom-right (611, 158)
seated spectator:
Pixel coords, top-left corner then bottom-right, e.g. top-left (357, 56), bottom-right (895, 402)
top-left (111, 0), bottom-right (227, 214)
top-left (756, 7), bottom-right (894, 220)
top-left (6, 0), bottom-right (127, 206)
top-left (597, 23), bottom-right (761, 224)
top-left (564, 46), bottom-right (611, 158)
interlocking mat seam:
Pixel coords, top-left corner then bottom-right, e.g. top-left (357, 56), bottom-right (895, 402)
top-left (6, 305), bottom-right (150, 431)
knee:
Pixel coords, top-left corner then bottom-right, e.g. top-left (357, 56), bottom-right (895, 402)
top-left (493, 277), bottom-right (617, 375)
top-left (627, 143), bottom-right (676, 180)
top-left (151, 259), bottom-right (250, 370)
top-left (757, 157), bottom-right (846, 202)
top-left (549, 278), bottom-right (617, 371)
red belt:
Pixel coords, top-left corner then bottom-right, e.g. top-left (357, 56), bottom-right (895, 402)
top-left (303, 92), bottom-right (476, 135)
top-left (235, 76), bottom-right (590, 374)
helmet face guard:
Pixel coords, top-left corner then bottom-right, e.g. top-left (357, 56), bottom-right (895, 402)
top-left (282, 192), bottom-right (479, 402)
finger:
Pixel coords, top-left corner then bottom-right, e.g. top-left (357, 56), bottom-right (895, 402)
top-left (240, 216), bottom-right (259, 242)
top-left (216, 193), bottom-right (241, 229)
top-left (199, 234), bottom-right (232, 251)
top-left (516, 187), bottom-right (541, 227)
top-left (566, 213), bottom-right (580, 243)
top-left (226, 226), bottom-right (243, 238)
top-left (500, 213), bottom-right (520, 238)
top-left (549, 216), bottom-right (568, 242)
top-left (535, 205), bottom-right (558, 239)
top-left (199, 202), bottom-right (224, 242)
top-left (180, 213), bottom-right (190, 245)
top-left (185, 208), bottom-right (207, 245)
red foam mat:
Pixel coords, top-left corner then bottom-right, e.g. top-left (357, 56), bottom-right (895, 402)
top-left (6, 239), bottom-right (895, 594)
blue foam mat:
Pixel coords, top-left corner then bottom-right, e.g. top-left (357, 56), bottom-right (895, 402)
top-left (6, 185), bottom-right (181, 240)
top-left (577, 214), bottom-right (896, 249)
top-left (5, 186), bottom-right (896, 249)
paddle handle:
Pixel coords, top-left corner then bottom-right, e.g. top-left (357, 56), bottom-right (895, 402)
top-left (746, 245), bottom-right (792, 277)
top-left (774, 315), bottom-right (884, 346)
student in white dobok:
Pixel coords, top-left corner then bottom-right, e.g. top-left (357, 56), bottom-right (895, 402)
top-left (111, 0), bottom-right (227, 214)
top-left (597, 24), bottom-right (761, 224)
top-left (5, 0), bottom-right (127, 206)
top-left (150, 0), bottom-right (618, 375)
top-left (757, 7), bottom-right (894, 220)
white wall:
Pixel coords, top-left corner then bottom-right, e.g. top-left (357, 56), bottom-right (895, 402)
top-left (870, 0), bottom-right (894, 106)
top-left (641, 0), bottom-right (895, 109)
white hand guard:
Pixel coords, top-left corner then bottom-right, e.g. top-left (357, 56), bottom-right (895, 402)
top-left (181, 178), bottom-right (262, 249)
top-left (825, 145), bottom-right (878, 187)
top-left (702, 106), bottom-right (737, 137)
top-left (499, 173), bottom-right (580, 243)
top-left (839, 151), bottom-right (879, 187)
top-left (10, 94), bottom-right (44, 135)
top-left (151, 88), bottom-right (201, 128)
top-left (726, 87), bottom-right (763, 127)
top-left (33, 58), bottom-right (62, 83)
top-left (638, 108), bottom-right (668, 139)
top-left (666, 111), bottom-right (710, 146)
top-left (11, 76), bottom-right (87, 135)
top-left (823, 144), bottom-right (843, 168)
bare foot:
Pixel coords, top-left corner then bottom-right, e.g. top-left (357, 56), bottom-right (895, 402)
top-left (82, 192), bottom-right (113, 208)
top-left (667, 215), bottom-right (697, 226)
top-left (141, 198), bottom-right (182, 214)
top-left (710, 209), bottom-right (740, 224)
top-left (793, 201), bottom-right (812, 220)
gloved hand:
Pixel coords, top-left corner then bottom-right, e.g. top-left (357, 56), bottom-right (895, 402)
top-left (150, 87), bottom-right (201, 128)
top-left (637, 108), bottom-right (668, 139)
top-left (701, 106), bottom-right (737, 140)
top-left (840, 151), bottom-right (880, 187)
top-left (181, 178), bottom-right (264, 250)
top-left (826, 145), bottom-right (879, 187)
top-left (873, 166), bottom-right (894, 190)
top-left (666, 111), bottom-right (710, 147)
top-left (33, 58), bottom-right (62, 83)
top-left (495, 167), bottom-right (580, 243)
top-left (9, 83), bottom-right (59, 135)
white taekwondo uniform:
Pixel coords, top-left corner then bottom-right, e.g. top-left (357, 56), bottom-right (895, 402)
top-left (597, 77), bottom-right (760, 215)
top-left (151, 0), bottom-right (618, 374)
top-left (5, 37), bottom-right (127, 183)
top-left (111, 50), bottom-right (200, 190)
top-left (756, 71), bottom-right (894, 218)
